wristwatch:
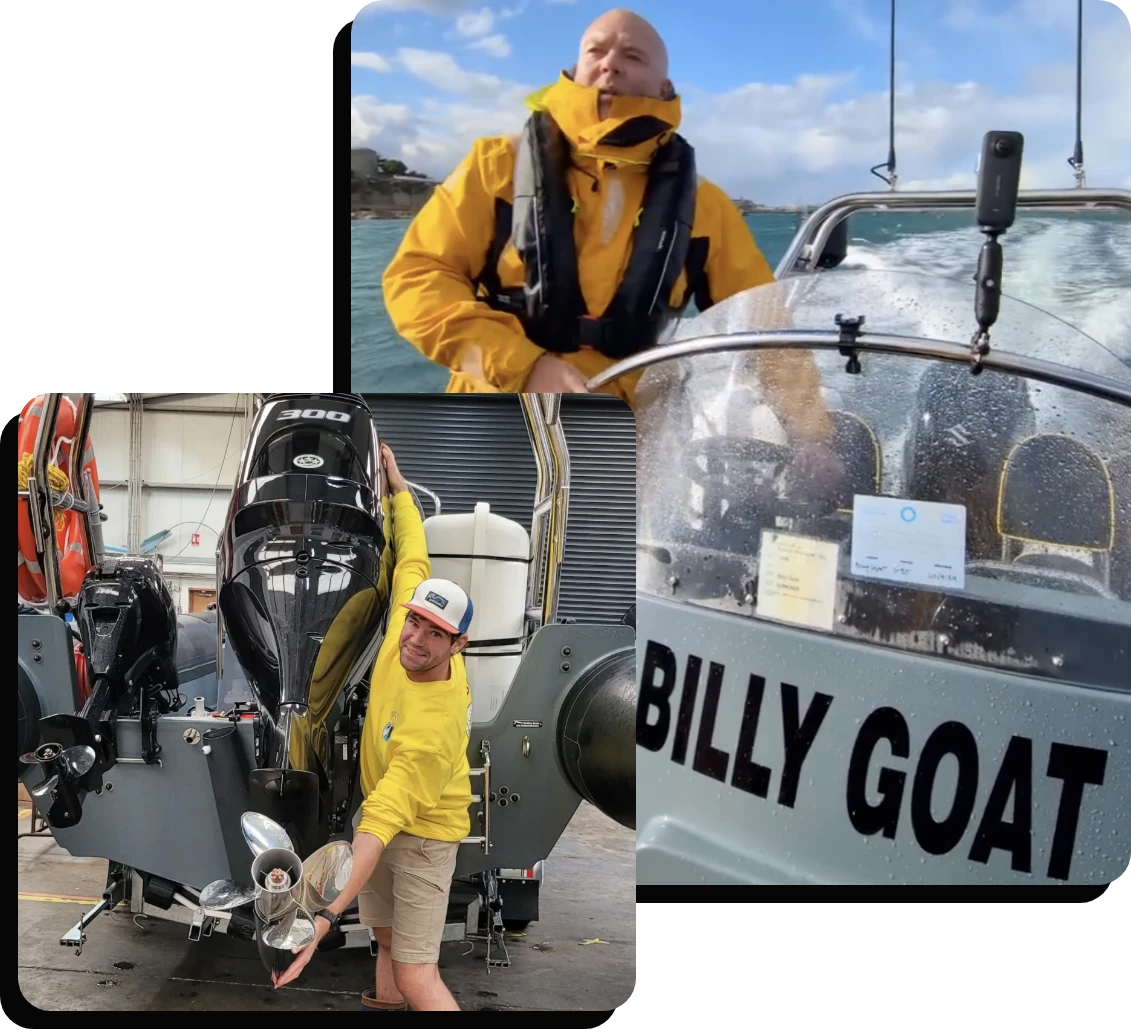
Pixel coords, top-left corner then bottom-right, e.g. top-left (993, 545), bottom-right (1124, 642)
top-left (317, 909), bottom-right (342, 932)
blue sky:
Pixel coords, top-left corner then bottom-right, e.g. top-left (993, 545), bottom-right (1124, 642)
top-left (351, 0), bottom-right (1131, 203)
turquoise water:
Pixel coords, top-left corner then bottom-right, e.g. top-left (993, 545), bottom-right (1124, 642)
top-left (351, 210), bottom-right (1131, 391)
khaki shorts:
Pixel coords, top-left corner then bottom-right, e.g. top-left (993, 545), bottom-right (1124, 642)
top-left (351, 810), bottom-right (459, 964)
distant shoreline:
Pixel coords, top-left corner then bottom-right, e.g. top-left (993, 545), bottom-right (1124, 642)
top-left (352, 210), bottom-right (415, 220)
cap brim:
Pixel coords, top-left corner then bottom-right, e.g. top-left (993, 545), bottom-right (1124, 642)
top-left (402, 603), bottom-right (461, 635)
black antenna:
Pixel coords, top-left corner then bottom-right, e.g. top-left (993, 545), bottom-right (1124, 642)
top-left (1067, 0), bottom-right (1085, 187)
top-left (870, 0), bottom-right (898, 189)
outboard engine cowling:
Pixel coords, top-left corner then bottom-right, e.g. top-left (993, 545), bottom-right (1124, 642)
top-left (217, 393), bottom-right (390, 857)
top-left (75, 557), bottom-right (180, 696)
top-left (25, 557), bottom-right (179, 823)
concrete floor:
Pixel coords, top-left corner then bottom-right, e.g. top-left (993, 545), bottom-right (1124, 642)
top-left (16, 799), bottom-right (634, 1012)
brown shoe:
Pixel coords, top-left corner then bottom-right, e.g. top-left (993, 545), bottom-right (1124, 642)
top-left (361, 988), bottom-right (409, 1010)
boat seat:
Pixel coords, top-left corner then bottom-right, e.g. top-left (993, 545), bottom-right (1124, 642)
top-left (1107, 452), bottom-right (1131, 600)
top-left (826, 410), bottom-right (882, 516)
top-left (996, 432), bottom-right (1114, 592)
top-left (904, 363), bottom-right (1037, 560)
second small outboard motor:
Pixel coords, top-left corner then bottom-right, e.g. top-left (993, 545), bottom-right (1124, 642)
top-left (25, 557), bottom-right (180, 827)
top-left (904, 364), bottom-right (1037, 560)
top-left (217, 394), bottom-right (390, 858)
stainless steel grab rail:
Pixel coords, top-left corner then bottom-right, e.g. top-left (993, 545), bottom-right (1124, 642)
top-left (776, 187), bottom-right (1131, 277)
top-left (584, 330), bottom-right (1131, 407)
top-left (520, 394), bottom-right (571, 629)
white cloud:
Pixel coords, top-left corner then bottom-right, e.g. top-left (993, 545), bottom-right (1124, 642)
top-left (351, 51), bottom-right (391, 73)
top-left (455, 6), bottom-right (495, 37)
top-left (396, 46), bottom-right (532, 104)
top-left (498, 3), bottom-right (527, 18)
top-left (357, 0), bottom-right (470, 14)
top-left (467, 33), bottom-right (512, 57)
top-left (830, 0), bottom-right (887, 43)
top-left (351, 97), bottom-right (420, 154)
top-left (947, 0), bottom-right (1082, 32)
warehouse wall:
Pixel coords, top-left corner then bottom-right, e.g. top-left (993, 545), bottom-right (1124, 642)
top-left (87, 394), bottom-right (250, 613)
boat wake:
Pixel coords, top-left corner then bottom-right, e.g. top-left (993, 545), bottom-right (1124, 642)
top-left (842, 215), bottom-right (1131, 367)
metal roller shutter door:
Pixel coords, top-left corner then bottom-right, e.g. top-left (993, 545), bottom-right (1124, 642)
top-left (362, 394), bottom-right (635, 625)
top-left (556, 397), bottom-right (636, 624)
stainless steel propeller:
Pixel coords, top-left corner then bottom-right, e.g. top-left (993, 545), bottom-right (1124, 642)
top-left (19, 744), bottom-right (97, 805)
top-left (198, 812), bottom-right (353, 952)
top-left (20, 743), bottom-right (97, 779)
top-left (197, 878), bottom-right (257, 912)
top-left (241, 811), bottom-right (294, 856)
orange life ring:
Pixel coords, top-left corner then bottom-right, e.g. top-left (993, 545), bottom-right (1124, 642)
top-left (17, 395), bottom-right (101, 603)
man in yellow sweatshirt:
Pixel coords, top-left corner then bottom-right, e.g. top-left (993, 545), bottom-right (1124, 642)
top-left (381, 8), bottom-right (837, 451)
top-left (273, 443), bottom-right (473, 1011)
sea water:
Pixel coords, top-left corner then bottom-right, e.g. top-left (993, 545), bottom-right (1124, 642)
top-left (350, 210), bottom-right (1131, 391)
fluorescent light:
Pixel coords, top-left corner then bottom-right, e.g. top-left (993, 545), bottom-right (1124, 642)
top-left (94, 392), bottom-right (128, 402)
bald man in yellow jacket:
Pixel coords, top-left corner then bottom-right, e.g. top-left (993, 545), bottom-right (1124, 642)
top-left (381, 8), bottom-right (835, 448)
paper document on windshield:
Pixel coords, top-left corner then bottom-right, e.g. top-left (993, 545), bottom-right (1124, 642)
top-left (851, 495), bottom-right (966, 590)
top-left (757, 531), bottom-right (839, 632)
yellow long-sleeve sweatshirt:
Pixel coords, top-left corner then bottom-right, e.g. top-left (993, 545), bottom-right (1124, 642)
top-left (355, 490), bottom-right (473, 846)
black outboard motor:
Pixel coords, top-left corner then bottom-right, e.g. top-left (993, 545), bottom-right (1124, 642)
top-left (217, 394), bottom-right (390, 862)
top-left (904, 364), bottom-right (1037, 560)
top-left (25, 557), bottom-right (180, 826)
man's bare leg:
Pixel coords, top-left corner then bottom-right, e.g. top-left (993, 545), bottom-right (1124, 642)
top-left (393, 960), bottom-right (460, 1011)
top-left (372, 927), bottom-right (406, 1005)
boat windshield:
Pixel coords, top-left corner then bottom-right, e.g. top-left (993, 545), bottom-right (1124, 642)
top-left (636, 269), bottom-right (1131, 691)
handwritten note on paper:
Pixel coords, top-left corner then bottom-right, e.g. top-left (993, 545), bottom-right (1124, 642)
top-left (756, 531), bottom-right (840, 632)
top-left (851, 495), bottom-right (967, 590)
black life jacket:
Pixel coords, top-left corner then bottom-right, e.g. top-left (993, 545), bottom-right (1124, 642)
top-left (473, 110), bottom-right (714, 360)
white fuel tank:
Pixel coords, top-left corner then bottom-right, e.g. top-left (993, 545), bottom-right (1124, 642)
top-left (423, 502), bottom-right (530, 723)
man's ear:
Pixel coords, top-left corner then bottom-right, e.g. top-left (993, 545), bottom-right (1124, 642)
top-left (661, 79), bottom-right (675, 100)
top-left (566, 63), bottom-right (577, 80)
top-left (453, 634), bottom-right (469, 656)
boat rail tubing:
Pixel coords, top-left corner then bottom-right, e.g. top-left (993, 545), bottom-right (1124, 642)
top-left (584, 330), bottom-right (1131, 408)
top-left (541, 395), bottom-right (571, 629)
top-left (405, 480), bottom-right (441, 518)
top-left (519, 393), bottom-right (571, 628)
top-left (776, 187), bottom-right (1131, 277)
top-left (28, 394), bottom-right (66, 612)
top-left (70, 393), bottom-right (104, 564)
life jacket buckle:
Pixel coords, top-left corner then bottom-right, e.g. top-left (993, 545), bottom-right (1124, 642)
top-left (576, 315), bottom-right (611, 352)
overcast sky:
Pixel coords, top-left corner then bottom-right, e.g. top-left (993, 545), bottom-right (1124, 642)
top-left (351, 0), bottom-right (1131, 205)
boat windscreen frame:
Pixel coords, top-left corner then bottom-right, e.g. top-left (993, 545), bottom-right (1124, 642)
top-left (585, 330), bottom-right (1131, 408)
top-left (774, 186), bottom-right (1131, 277)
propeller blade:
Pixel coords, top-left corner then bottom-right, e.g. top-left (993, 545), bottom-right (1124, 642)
top-left (261, 909), bottom-right (316, 950)
top-left (299, 839), bottom-right (353, 908)
top-left (240, 812), bottom-right (294, 856)
top-left (254, 887), bottom-right (299, 924)
top-left (199, 879), bottom-right (256, 912)
top-left (59, 745), bottom-right (96, 780)
top-left (30, 774), bottom-right (59, 799)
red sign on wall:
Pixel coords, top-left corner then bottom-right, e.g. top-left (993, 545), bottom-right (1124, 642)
top-left (190, 533), bottom-right (201, 547)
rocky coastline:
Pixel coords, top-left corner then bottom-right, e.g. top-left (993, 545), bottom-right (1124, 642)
top-left (350, 149), bottom-right (808, 219)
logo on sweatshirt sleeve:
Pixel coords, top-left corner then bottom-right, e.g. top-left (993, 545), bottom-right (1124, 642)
top-left (382, 711), bottom-right (398, 742)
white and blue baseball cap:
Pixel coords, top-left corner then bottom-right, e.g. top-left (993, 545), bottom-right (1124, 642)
top-left (403, 578), bottom-right (474, 635)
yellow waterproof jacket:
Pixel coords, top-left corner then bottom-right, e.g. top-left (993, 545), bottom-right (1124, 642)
top-left (355, 490), bottom-right (474, 846)
top-left (382, 73), bottom-right (831, 442)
